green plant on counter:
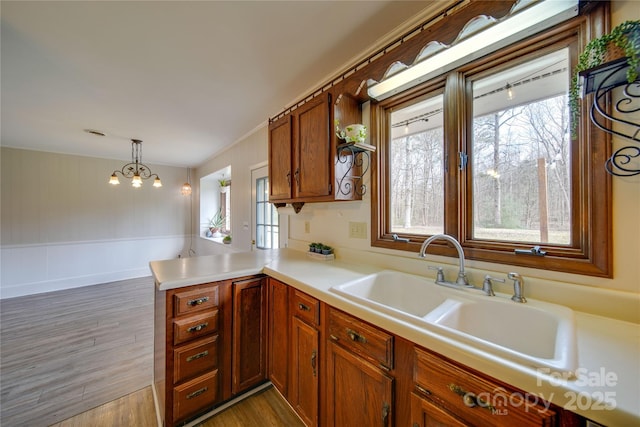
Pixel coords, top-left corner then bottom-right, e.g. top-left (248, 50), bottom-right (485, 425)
top-left (223, 235), bottom-right (231, 244)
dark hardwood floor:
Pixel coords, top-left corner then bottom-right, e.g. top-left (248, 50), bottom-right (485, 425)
top-left (0, 277), bottom-right (154, 426)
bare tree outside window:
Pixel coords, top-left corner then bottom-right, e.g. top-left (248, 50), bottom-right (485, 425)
top-left (472, 49), bottom-right (571, 245)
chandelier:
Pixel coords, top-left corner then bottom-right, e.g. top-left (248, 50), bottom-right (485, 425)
top-left (109, 139), bottom-right (162, 188)
top-left (181, 168), bottom-right (192, 196)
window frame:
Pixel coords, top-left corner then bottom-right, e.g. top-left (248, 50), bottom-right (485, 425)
top-left (371, 10), bottom-right (612, 277)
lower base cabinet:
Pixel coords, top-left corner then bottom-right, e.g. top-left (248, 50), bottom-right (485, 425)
top-left (411, 392), bottom-right (469, 427)
top-left (154, 275), bottom-right (267, 427)
top-left (266, 281), bottom-right (585, 427)
top-left (231, 276), bottom-right (267, 395)
top-left (413, 347), bottom-right (558, 427)
top-left (290, 316), bottom-right (319, 426)
top-left (326, 340), bottom-right (393, 427)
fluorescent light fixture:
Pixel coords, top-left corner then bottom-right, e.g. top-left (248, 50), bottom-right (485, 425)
top-left (368, 0), bottom-right (579, 100)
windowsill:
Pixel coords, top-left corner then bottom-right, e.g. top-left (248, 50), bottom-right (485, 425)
top-left (200, 236), bottom-right (230, 245)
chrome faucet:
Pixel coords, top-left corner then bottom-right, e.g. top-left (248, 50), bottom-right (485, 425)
top-left (419, 234), bottom-right (472, 288)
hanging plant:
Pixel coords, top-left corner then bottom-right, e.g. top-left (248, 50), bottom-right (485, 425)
top-left (569, 20), bottom-right (640, 133)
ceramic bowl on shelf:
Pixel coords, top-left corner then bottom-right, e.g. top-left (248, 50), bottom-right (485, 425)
top-left (337, 123), bottom-right (367, 144)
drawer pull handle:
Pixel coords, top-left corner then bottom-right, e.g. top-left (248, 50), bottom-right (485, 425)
top-left (448, 383), bottom-right (495, 413)
top-left (186, 350), bottom-right (209, 362)
top-left (382, 402), bottom-right (390, 427)
top-left (329, 334), bottom-right (339, 342)
top-left (311, 350), bottom-right (317, 377)
top-left (187, 296), bottom-right (209, 306)
top-left (346, 328), bottom-right (367, 343)
top-left (298, 303), bottom-right (311, 311)
top-left (187, 322), bottom-right (208, 333)
top-left (186, 387), bottom-right (208, 400)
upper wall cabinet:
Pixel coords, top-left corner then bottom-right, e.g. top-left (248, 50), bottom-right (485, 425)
top-left (268, 92), bottom-right (366, 208)
top-left (268, 115), bottom-right (293, 201)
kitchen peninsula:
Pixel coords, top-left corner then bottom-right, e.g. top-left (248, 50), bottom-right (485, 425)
top-left (150, 249), bottom-right (639, 427)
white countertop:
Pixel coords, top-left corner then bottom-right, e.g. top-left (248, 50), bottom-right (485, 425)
top-left (150, 249), bottom-right (278, 290)
top-left (150, 249), bottom-right (640, 426)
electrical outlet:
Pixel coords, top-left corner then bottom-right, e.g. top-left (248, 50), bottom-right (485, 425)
top-left (304, 221), bottom-right (310, 233)
top-left (349, 221), bottom-right (367, 239)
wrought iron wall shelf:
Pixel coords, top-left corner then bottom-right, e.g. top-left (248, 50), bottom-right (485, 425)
top-left (336, 142), bottom-right (375, 197)
top-left (580, 58), bottom-right (640, 176)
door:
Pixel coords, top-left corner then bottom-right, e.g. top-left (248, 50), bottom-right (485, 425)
top-left (251, 164), bottom-right (287, 251)
top-left (231, 277), bottom-right (267, 395)
top-left (411, 392), bottom-right (469, 427)
top-left (268, 115), bottom-right (293, 201)
top-left (267, 278), bottom-right (289, 397)
top-left (294, 93), bottom-right (332, 199)
top-left (326, 340), bottom-right (393, 427)
top-left (290, 316), bottom-right (319, 427)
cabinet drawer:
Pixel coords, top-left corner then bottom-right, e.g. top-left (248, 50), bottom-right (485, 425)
top-left (291, 289), bottom-right (320, 326)
top-left (174, 285), bottom-right (219, 317)
top-left (174, 335), bottom-right (219, 384)
top-left (173, 369), bottom-right (219, 423)
top-left (173, 310), bottom-right (219, 345)
top-left (414, 348), bottom-right (556, 427)
top-left (328, 308), bottom-right (393, 370)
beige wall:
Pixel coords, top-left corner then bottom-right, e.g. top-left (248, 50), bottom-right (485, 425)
top-left (1, 147), bottom-right (192, 297)
top-left (194, 125), bottom-right (269, 255)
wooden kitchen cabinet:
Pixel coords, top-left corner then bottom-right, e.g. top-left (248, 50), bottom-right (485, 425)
top-left (268, 93), bottom-right (334, 206)
top-left (267, 278), bottom-right (290, 397)
top-left (411, 392), bottom-right (469, 427)
top-left (231, 276), bottom-right (267, 395)
top-left (413, 347), bottom-right (557, 427)
top-left (326, 308), bottom-right (394, 427)
top-left (289, 289), bottom-right (321, 427)
top-left (154, 281), bottom-right (232, 427)
top-left (268, 115), bottom-right (293, 201)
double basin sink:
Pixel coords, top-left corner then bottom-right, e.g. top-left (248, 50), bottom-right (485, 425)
top-left (330, 270), bottom-right (577, 373)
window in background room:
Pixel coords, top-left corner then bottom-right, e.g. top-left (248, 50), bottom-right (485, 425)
top-left (200, 166), bottom-right (231, 240)
top-left (255, 176), bottom-right (279, 249)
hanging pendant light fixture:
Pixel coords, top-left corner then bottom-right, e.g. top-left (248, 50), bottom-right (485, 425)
top-left (109, 139), bottom-right (162, 188)
top-left (181, 168), bottom-right (192, 196)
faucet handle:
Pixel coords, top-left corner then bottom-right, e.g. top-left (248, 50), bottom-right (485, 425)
top-left (482, 275), bottom-right (505, 296)
top-left (428, 266), bottom-right (445, 283)
top-left (507, 272), bottom-right (526, 303)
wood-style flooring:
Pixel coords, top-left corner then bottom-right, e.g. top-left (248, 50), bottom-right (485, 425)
top-left (0, 277), bottom-right (154, 426)
top-left (1, 278), bottom-right (304, 427)
top-left (50, 385), bottom-right (304, 427)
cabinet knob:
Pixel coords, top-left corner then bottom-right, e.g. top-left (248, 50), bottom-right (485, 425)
top-left (187, 296), bottom-right (209, 306)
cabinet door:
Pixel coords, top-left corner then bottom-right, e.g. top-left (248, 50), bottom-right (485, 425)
top-left (267, 278), bottom-right (289, 396)
top-left (326, 340), bottom-right (393, 427)
top-left (294, 93), bottom-right (332, 199)
top-left (269, 115), bottom-right (293, 201)
top-left (290, 316), bottom-right (319, 427)
top-left (411, 392), bottom-right (469, 427)
top-left (231, 277), bottom-right (267, 395)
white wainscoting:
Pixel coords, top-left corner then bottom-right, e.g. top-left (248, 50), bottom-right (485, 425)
top-left (0, 235), bottom-right (188, 299)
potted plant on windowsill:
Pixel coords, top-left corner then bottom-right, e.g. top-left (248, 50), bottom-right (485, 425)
top-left (208, 209), bottom-right (226, 237)
top-left (569, 20), bottom-right (640, 132)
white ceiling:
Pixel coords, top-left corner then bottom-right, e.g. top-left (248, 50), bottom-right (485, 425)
top-left (1, 1), bottom-right (433, 168)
